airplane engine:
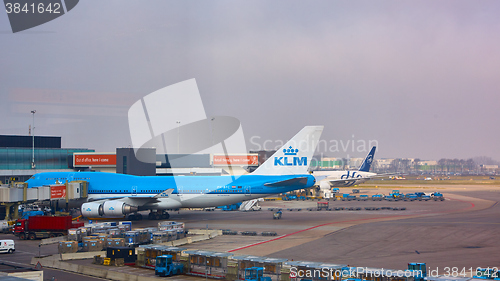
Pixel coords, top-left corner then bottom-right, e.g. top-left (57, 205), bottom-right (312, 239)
top-left (319, 181), bottom-right (332, 190)
top-left (102, 201), bottom-right (138, 217)
top-left (81, 202), bottom-right (104, 217)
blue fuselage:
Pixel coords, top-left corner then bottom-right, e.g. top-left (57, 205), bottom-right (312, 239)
top-left (26, 171), bottom-right (315, 208)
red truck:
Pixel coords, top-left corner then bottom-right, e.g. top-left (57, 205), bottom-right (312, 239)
top-left (14, 215), bottom-right (84, 240)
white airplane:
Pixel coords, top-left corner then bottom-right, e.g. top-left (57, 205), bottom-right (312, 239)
top-left (313, 146), bottom-right (393, 190)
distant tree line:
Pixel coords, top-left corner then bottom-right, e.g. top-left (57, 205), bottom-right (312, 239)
top-left (376, 158), bottom-right (479, 174)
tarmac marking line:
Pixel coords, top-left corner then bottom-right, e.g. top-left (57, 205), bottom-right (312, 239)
top-left (228, 197), bottom-right (476, 252)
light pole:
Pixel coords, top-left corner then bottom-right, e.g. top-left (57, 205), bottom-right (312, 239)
top-left (31, 110), bottom-right (36, 169)
top-left (210, 117), bottom-right (215, 146)
top-left (176, 121), bottom-right (181, 154)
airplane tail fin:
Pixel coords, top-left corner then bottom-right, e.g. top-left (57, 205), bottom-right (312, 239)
top-left (252, 126), bottom-right (323, 175)
top-left (358, 146), bottom-right (376, 172)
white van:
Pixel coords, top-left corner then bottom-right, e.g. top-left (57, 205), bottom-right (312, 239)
top-left (0, 240), bottom-right (15, 254)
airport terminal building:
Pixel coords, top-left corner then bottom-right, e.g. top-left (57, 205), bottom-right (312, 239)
top-left (0, 135), bottom-right (94, 183)
top-left (0, 135), bottom-right (259, 183)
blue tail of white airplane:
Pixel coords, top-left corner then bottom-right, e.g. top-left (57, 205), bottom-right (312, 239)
top-left (358, 146), bottom-right (376, 172)
top-left (252, 126), bottom-right (323, 175)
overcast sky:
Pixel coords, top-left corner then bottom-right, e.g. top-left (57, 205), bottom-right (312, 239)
top-left (1, 1), bottom-right (499, 161)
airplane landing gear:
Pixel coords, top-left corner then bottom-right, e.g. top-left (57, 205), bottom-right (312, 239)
top-left (148, 210), bottom-right (169, 220)
top-left (128, 213), bottom-right (143, 221)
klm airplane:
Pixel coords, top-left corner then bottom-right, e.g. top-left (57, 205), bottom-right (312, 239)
top-left (26, 126), bottom-right (323, 220)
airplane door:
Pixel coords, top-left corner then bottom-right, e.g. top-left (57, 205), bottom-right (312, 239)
top-left (177, 186), bottom-right (184, 200)
top-left (245, 186), bottom-right (251, 196)
top-left (131, 186), bottom-right (137, 196)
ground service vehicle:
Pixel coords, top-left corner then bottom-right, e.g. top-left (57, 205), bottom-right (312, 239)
top-left (414, 192), bottom-right (431, 201)
top-left (432, 192), bottom-right (445, 201)
top-left (358, 195), bottom-right (369, 201)
top-left (404, 194), bottom-right (418, 201)
top-left (0, 240), bottom-right (15, 254)
top-left (420, 194), bottom-right (431, 201)
top-left (245, 267), bottom-right (272, 281)
top-left (14, 216), bottom-right (84, 240)
top-left (371, 194), bottom-right (383, 201)
top-left (389, 190), bottom-right (402, 199)
top-left (273, 211), bottom-right (282, 219)
top-left (221, 203), bottom-right (242, 211)
top-left (407, 263), bottom-right (427, 281)
top-left (155, 255), bottom-right (183, 277)
top-left (282, 194), bottom-right (297, 201)
top-left (341, 194), bottom-right (356, 201)
top-left (317, 202), bottom-right (329, 210)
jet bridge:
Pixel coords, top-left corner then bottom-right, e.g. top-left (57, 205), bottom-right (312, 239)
top-left (0, 181), bottom-right (88, 220)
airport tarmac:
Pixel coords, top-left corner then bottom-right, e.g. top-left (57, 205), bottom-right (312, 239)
top-left (132, 185), bottom-right (497, 271)
top-left (1, 184), bottom-right (499, 280)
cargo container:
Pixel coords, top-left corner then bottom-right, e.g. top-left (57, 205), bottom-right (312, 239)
top-left (68, 228), bottom-right (83, 242)
top-left (58, 241), bottom-right (78, 254)
top-left (79, 226), bottom-right (92, 237)
top-left (136, 229), bottom-right (150, 244)
top-left (158, 221), bottom-right (175, 231)
top-left (83, 239), bottom-right (103, 252)
top-left (125, 231), bottom-right (139, 246)
top-left (152, 232), bottom-right (169, 244)
top-left (83, 236), bottom-right (99, 243)
top-left (107, 246), bottom-right (137, 264)
top-left (144, 227), bottom-right (158, 240)
top-left (118, 224), bottom-right (131, 232)
top-left (96, 234), bottom-right (109, 247)
top-left (106, 238), bottom-right (125, 248)
top-left (14, 215), bottom-right (84, 240)
top-left (106, 228), bottom-right (123, 238)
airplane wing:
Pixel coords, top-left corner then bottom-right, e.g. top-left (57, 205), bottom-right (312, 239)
top-left (87, 188), bottom-right (175, 203)
top-left (154, 188), bottom-right (175, 198)
top-left (326, 173), bottom-right (401, 184)
top-left (326, 178), bottom-right (366, 184)
top-left (264, 177), bottom-right (309, 187)
top-left (363, 173), bottom-right (401, 179)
